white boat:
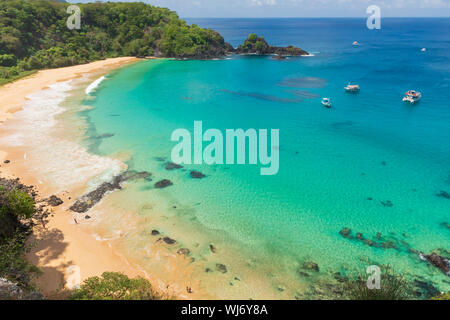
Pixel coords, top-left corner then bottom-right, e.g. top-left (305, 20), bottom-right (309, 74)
top-left (402, 90), bottom-right (422, 104)
top-left (421, 48), bottom-right (426, 52)
top-left (344, 83), bottom-right (360, 92)
top-left (321, 98), bottom-right (332, 108)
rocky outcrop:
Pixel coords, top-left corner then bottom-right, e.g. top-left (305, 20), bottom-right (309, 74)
top-left (177, 248), bottom-right (190, 256)
top-left (215, 263), bottom-right (228, 274)
top-left (70, 170), bottom-right (151, 213)
top-left (0, 278), bottom-right (43, 300)
top-left (422, 252), bottom-right (450, 276)
top-left (154, 179), bottom-right (173, 189)
top-left (302, 261), bottom-right (320, 272)
top-left (165, 162), bottom-right (183, 170)
top-left (46, 195), bottom-right (63, 207)
top-left (190, 171), bottom-right (206, 179)
top-left (234, 34), bottom-right (308, 57)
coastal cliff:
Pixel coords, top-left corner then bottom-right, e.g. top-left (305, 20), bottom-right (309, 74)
top-left (0, 0), bottom-right (307, 84)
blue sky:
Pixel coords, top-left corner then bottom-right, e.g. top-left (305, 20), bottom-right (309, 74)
top-left (71, 0), bottom-right (450, 17)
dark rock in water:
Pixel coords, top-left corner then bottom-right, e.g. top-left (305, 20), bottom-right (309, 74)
top-left (363, 239), bottom-right (376, 247)
top-left (151, 230), bottom-right (160, 236)
top-left (381, 161), bottom-right (387, 166)
top-left (380, 200), bottom-right (393, 207)
top-left (437, 191), bottom-right (450, 199)
top-left (302, 261), bottom-right (319, 272)
top-left (177, 248), bottom-right (190, 256)
top-left (209, 244), bottom-right (217, 253)
top-left (190, 171), bottom-right (206, 179)
top-left (165, 162), bottom-right (183, 170)
top-left (356, 232), bottom-right (364, 240)
top-left (205, 268), bottom-right (212, 273)
top-left (423, 253), bottom-right (450, 276)
top-left (381, 241), bottom-right (397, 250)
top-left (155, 179), bottom-right (173, 189)
top-left (272, 55), bottom-right (286, 60)
top-left (215, 263), bottom-right (227, 274)
top-left (70, 176), bottom-right (124, 213)
top-left (375, 232), bottom-right (382, 240)
top-left (367, 197), bottom-right (373, 201)
top-left (85, 215), bottom-right (91, 219)
top-left (155, 157), bottom-right (166, 162)
top-left (339, 228), bottom-right (352, 239)
top-left (3, 160), bottom-right (10, 164)
top-left (298, 271), bottom-right (310, 277)
top-left (95, 133), bottom-right (114, 139)
top-left (70, 171), bottom-right (151, 213)
top-left (440, 222), bottom-right (450, 229)
top-left (46, 195), bottom-right (63, 207)
top-left (162, 237), bottom-right (176, 245)
top-left (413, 279), bottom-right (441, 299)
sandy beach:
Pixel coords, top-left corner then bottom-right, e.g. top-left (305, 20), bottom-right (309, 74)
top-left (0, 57), bottom-right (201, 299)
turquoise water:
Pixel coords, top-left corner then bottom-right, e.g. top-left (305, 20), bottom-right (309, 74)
top-left (81, 19), bottom-right (449, 297)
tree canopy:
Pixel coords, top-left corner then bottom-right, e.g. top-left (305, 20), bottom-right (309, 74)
top-left (0, 0), bottom-right (231, 81)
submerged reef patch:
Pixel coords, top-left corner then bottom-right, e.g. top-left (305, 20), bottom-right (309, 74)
top-left (222, 89), bottom-right (301, 103)
top-left (278, 77), bottom-right (328, 89)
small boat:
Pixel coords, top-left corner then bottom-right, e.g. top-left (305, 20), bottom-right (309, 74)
top-left (321, 98), bottom-right (332, 108)
top-left (353, 41), bottom-right (359, 46)
top-left (402, 90), bottom-right (422, 104)
top-left (421, 48), bottom-right (426, 52)
top-left (344, 83), bottom-right (360, 92)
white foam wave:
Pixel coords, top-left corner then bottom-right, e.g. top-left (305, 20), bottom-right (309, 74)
top-left (85, 76), bottom-right (106, 95)
top-left (0, 80), bottom-right (126, 192)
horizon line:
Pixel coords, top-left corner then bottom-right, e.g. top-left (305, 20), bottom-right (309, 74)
top-left (182, 16), bottom-right (450, 19)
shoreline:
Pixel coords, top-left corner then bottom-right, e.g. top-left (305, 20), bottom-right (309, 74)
top-left (0, 57), bottom-right (180, 299)
top-left (0, 57), bottom-right (140, 123)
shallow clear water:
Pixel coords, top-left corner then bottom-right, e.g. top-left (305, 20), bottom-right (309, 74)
top-left (80, 18), bottom-right (450, 297)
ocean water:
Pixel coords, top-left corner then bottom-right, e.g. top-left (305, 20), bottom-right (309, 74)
top-left (78, 18), bottom-right (450, 298)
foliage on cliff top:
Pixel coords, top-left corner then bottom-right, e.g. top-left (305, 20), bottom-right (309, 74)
top-left (0, 0), bottom-right (230, 78)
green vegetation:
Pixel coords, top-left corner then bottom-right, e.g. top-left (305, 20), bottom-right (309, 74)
top-left (0, 181), bottom-right (39, 291)
top-left (0, 0), bottom-right (231, 83)
top-left (343, 266), bottom-right (412, 300)
top-left (71, 272), bottom-right (161, 300)
top-left (432, 292), bottom-right (450, 300)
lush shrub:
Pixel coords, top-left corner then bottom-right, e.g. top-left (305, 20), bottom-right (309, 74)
top-left (0, 183), bottom-right (39, 290)
top-left (343, 266), bottom-right (412, 300)
top-left (0, 54), bottom-right (17, 67)
top-left (432, 292), bottom-right (450, 300)
top-left (71, 272), bottom-right (161, 300)
top-left (6, 189), bottom-right (35, 220)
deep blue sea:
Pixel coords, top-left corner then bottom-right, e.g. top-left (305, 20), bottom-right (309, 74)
top-left (80, 18), bottom-right (450, 298)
